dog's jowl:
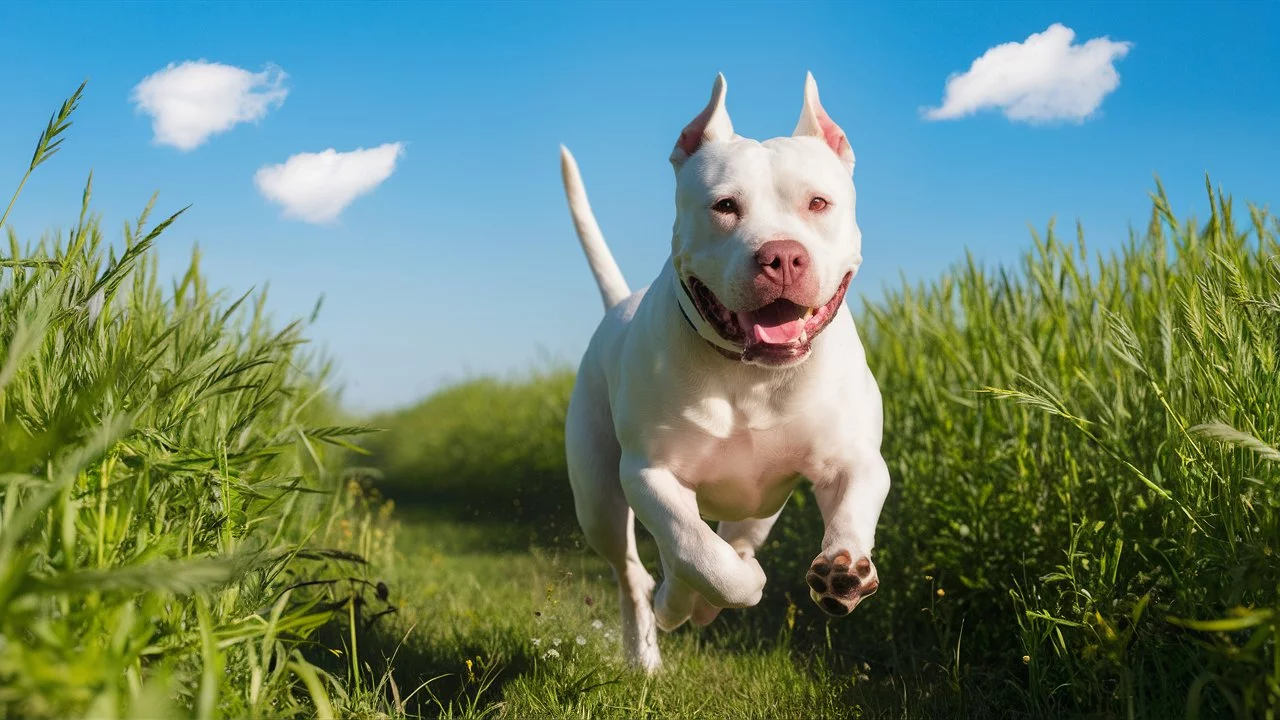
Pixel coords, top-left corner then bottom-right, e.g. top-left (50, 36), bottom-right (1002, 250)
top-left (560, 73), bottom-right (890, 672)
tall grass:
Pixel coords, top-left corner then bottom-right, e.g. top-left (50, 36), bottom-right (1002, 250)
top-left (1, 85), bottom-right (396, 718)
top-left (371, 180), bottom-right (1278, 716)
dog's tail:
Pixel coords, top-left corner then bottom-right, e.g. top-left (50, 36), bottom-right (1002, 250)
top-left (560, 145), bottom-right (631, 310)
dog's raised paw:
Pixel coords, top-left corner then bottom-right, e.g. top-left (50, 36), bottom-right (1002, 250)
top-left (806, 550), bottom-right (877, 616)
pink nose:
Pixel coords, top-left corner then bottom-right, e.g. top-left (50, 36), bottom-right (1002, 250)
top-left (755, 240), bottom-right (810, 289)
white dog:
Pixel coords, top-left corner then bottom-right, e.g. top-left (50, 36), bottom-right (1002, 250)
top-left (559, 73), bottom-right (890, 672)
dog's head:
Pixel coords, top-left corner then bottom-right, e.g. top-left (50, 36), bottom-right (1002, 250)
top-left (669, 73), bottom-right (861, 368)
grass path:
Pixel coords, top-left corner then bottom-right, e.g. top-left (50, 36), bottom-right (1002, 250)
top-left (363, 510), bottom-right (916, 719)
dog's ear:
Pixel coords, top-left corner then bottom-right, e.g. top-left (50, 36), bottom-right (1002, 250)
top-left (670, 73), bottom-right (734, 169)
top-left (793, 72), bottom-right (854, 174)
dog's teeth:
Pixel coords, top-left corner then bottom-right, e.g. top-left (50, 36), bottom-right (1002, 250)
top-left (804, 308), bottom-right (815, 320)
top-left (798, 330), bottom-right (808, 345)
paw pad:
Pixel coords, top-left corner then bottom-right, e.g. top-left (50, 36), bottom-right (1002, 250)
top-left (806, 551), bottom-right (877, 617)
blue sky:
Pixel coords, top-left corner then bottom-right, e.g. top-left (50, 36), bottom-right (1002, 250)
top-left (1, 1), bottom-right (1277, 412)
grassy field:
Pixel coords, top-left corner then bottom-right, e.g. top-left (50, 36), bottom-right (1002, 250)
top-left (3, 83), bottom-right (1277, 718)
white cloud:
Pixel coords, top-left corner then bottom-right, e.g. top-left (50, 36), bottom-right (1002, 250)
top-left (254, 144), bottom-right (405, 224)
top-left (132, 60), bottom-right (288, 150)
top-left (924, 23), bottom-right (1132, 124)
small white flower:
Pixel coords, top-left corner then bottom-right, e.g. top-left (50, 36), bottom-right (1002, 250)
top-left (575, 635), bottom-right (586, 646)
top-left (552, 638), bottom-right (561, 647)
top-left (542, 648), bottom-right (561, 660)
top-left (591, 620), bottom-right (604, 630)
top-left (531, 638), bottom-right (541, 647)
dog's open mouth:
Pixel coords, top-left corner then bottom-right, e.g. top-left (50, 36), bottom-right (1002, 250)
top-left (686, 272), bottom-right (852, 364)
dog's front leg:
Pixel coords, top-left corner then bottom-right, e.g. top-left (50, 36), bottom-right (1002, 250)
top-left (620, 456), bottom-right (767, 630)
top-left (806, 448), bottom-right (891, 616)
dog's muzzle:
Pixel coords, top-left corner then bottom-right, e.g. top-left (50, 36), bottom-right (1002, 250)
top-left (673, 270), bottom-right (852, 365)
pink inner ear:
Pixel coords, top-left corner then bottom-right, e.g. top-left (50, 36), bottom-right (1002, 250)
top-left (678, 104), bottom-right (716, 156)
top-left (813, 103), bottom-right (848, 156)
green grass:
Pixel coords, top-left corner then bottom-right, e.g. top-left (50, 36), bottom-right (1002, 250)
top-left (1, 84), bottom-right (397, 718)
top-left (366, 181), bottom-right (1279, 717)
top-left (358, 511), bottom-right (900, 719)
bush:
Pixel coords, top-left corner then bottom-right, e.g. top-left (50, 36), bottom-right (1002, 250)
top-left (364, 368), bottom-right (577, 525)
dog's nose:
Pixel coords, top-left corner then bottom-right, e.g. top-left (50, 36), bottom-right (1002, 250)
top-left (754, 240), bottom-right (810, 289)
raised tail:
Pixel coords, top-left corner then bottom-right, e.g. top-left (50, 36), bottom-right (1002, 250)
top-left (559, 145), bottom-right (631, 310)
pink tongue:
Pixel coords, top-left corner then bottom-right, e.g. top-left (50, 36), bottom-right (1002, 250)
top-left (753, 318), bottom-right (805, 344)
top-left (737, 305), bottom-right (807, 344)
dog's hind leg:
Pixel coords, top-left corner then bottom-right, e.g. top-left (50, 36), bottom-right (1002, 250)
top-left (566, 389), bottom-right (661, 671)
top-left (569, 460), bottom-right (659, 671)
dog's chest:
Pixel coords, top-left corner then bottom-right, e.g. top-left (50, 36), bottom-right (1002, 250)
top-left (653, 390), bottom-right (817, 522)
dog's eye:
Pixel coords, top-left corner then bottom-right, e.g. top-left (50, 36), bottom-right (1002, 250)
top-left (712, 198), bottom-right (740, 215)
top-left (809, 197), bottom-right (829, 212)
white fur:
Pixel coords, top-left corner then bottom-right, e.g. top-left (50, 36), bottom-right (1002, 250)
top-left (560, 73), bottom-right (890, 672)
